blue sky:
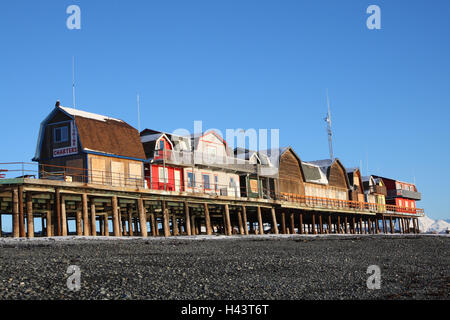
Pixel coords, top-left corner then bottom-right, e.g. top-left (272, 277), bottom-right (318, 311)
top-left (0, 0), bottom-right (449, 221)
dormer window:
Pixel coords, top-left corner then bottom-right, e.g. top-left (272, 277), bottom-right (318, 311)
top-left (159, 140), bottom-right (165, 150)
top-left (54, 126), bottom-right (68, 143)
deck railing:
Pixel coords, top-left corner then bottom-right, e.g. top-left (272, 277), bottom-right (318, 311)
top-left (0, 162), bottom-right (424, 216)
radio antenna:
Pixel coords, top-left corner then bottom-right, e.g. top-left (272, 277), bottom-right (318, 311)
top-left (324, 89), bottom-right (334, 161)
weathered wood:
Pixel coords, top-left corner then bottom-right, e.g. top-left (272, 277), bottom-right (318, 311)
top-left (46, 207), bottom-right (53, 237)
top-left (172, 215), bottom-right (179, 236)
top-left (190, 214), bottom-right (196, 236)
top-left (344, 216), bottom-right (348, 234)
top-left (299, 212), bottom-right (304, 234)
top-left (257, 206), bottom-right (264, 235)
top-left (242, 206), bottom-right (249, 235)
top-left (12, 188), bottom-right (19, 238)
top-left (162, 201), bottom-right (170, 237)
top-left (61, 196), bottom-right (67, 236)
top-left (204, 203), bottom-right (212, 235)
top-left (127, 205), bottom-right (133, 236)
top-left (82, 194), bottom-right (90, 236)
top-left (26, 192), bottom-right (34, 238)
top-left (104, 214), bottom-right (110, 236)
top-left (359, 217), bottom-right (363, 235)
top-left (55, 188), bottom-right (61, 236)
top-left (237, 209), bottom-right (244, 235)
top-left (352, 216), bottom-right (356, 234)
top-left (76, 209), bottom-right (82, 236)
top-left (328, 215), bottom-right (332, 234)
top-left (319, 214), bottom-right (323, 234)
top-left (289, 212), bottom-right (295, 234)
top-left (337, 215), bottom-right (341, 234)
top-left (224, 204), bottom-right (232, 236)
top-left (184, 202), bottom-right (191, 236)
top-left (281, 212), bottom-right (287, 234)
top-left (312, 214), bottom-right (316, 234)
top-left (138, 198), bottom-right (148, 237)
top-left (150, 213), bottom-right (156, 236)
top-left (89, 201), bottom-right (96, 236)
top-left (19, 186), bottom-right (25, 237)
top-left (271, 208), bottom-right (279, 234)
top-left (112, 196), bottom-right (121, 237)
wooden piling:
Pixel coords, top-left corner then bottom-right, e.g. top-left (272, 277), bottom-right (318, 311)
top-left (18, 186), bottom-right (25, 237)
top-left (45, 201), bottom-right (53, 237)
top-left (126, 205), bottom-right (133, 236)
top-left (237, 209), bottom-right (244, 235)
top-left (257, 206), bottom-right (264, 235)
top-left (162, 201), bottom-right (170, 237)
top-left (299, 212), bottom-right (304, 234)
top-left (138, 198), bottom-right (148, 237)
top-left (319, 214), bottom-right (323, 234)
top-left (242, 206), bottom-right (249, 235)
top-left (204, 203), bottom-right (212, 235)
top-left (112, 196), bottom-right (121, 237)
top-left (104, 214), bottom-right (110, 236)
top-left (328, 215), bottom-right (332, 234)
top-left (26, 192), bottom-right (34, 238)
top-left (61, 196), bottom-right (67, 236)
top-left (224, 204), bottom-right (232, 236)
top-left (289, 212), bottom-right (295, 234)
top-left (12, 188), bottom-right (19, 238)
top-left (184, 202), bottom-right (191, 236)
top-left (76, 208), bottom-right (82, 236)
top-left (312, 214), bottom-right (316, 234)
top-left (337, 215), bottom-right (341, 234)
top-left (82, 194), bottom-right (90, 236)
top-left (270, 208), bottom-right (279, 235)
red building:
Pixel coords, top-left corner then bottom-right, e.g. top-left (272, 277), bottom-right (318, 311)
top-left (374, 176), bottom-right (421, 213)
top-left (141, 130), bottom-right (184, 192)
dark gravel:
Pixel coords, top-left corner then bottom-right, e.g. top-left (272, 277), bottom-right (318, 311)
top-left (0, 235), bottom-right (448, 300)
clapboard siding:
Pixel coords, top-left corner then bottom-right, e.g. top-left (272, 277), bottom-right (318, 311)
top-left (279, 149), bottom-right (305, 196)
top-left (328, 161), bottom-right (348, 189)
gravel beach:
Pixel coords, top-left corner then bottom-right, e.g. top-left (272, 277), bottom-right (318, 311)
top-left (0, 234), bottom-right (448, 300)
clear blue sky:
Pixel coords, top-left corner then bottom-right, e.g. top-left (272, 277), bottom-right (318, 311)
top-left (0, 0), bottom-right (449, 221)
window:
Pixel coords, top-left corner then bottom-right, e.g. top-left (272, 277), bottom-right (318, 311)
top-left (214, 175), bottom-right (218, 191)
top-left (158, 167), bottom-right (168, 183)
top-left (187, 172), bottom-right (195, 188)
top-left (54, 126), bottom-right (68, 143)
top-left (203, 174), bottom-right (210, 189)
top-left (159, 140), bottom-right (165, 150)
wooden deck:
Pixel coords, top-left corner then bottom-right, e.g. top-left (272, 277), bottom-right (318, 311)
top-left (0, 178), bottom-right (424, 238)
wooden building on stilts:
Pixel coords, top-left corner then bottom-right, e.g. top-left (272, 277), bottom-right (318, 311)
top-left (0, 103), bottom-right (424, 238)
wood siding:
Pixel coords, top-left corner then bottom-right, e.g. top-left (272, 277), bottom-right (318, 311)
top-left (328, 162), bottom-right (348, 189)
top-left (279, 149), bottom-right (305, 196)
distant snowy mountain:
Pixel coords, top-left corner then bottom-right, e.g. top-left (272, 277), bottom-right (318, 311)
top-left (418, 215), bottom-right (450, 234)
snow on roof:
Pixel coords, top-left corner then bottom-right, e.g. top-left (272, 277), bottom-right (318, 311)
top-left (60, 106), bottom-right (124, 123)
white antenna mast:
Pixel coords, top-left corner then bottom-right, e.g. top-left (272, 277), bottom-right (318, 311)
top-left (325, 89), bottom-right (334, 161)
top-left (137, 93), bottom-right (141, 132)
top-left (72, 56), bottom-right (76, 109)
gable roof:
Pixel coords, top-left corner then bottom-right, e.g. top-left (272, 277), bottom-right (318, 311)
top-left (304, 158), bottom-right (350, 188)
top-left (34, 105), bottom-right (146, 161)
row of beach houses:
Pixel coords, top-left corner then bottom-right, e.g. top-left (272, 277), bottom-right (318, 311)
top-left (30, 103), bottom-right (422, 215)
